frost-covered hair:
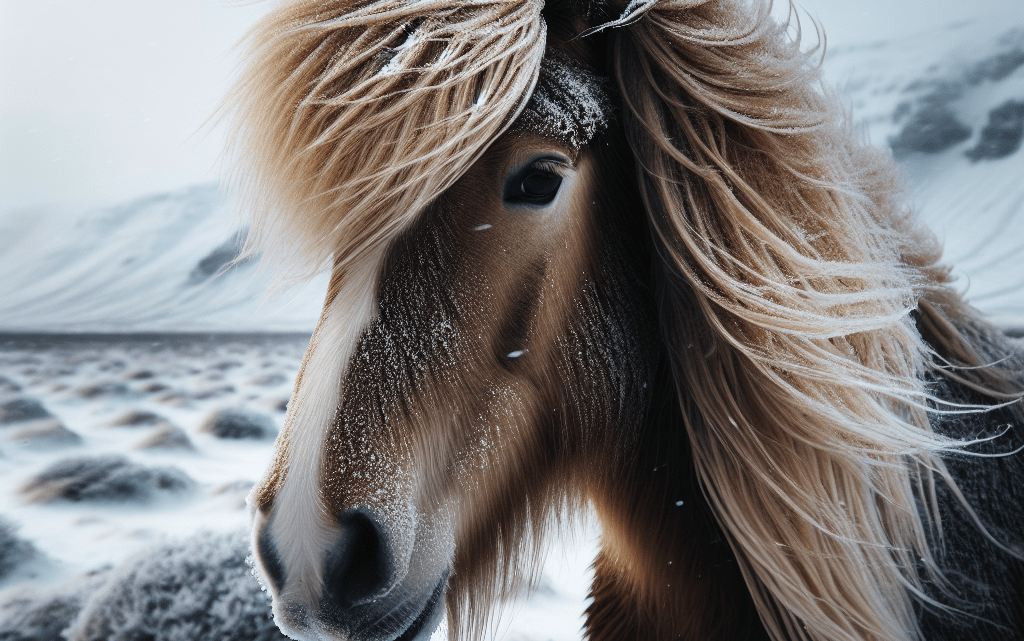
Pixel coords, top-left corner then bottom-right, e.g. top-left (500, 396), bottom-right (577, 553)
top-left (611, 2), bottom-right (1021, 640)
top-left (517, 50), bottom-right (614, 149)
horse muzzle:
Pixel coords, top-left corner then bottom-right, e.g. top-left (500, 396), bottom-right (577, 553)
top-left (253, 507), bottom-right (450, 641)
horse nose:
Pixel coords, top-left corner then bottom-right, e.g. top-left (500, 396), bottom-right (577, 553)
top-left (324, 508), bottom-right (394, 607)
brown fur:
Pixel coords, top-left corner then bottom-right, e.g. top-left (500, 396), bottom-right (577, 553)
top-left (333, 131), bottom-right (645, 639)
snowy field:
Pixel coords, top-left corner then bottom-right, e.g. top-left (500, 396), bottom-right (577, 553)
top-left (1, 5), bottom-right (1023, 641)
top-left (0, 334), bottom-right (304, 640)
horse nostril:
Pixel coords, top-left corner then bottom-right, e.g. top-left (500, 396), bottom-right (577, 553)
top-left (256, 522), bottom-right (287, 593)
top-left (324, 508), bottom-right (393, 607)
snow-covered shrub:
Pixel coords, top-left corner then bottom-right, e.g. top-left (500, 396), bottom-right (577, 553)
top-left (20, 455), bottom-right (195, 504)
top-left (0, 398), bottom-right (51, 424)
top-left (134, 424), bottom-right (195, 451)
top-left (0, 570), bottom-right (109, 641)
top-left (199, 408), bottom-right (277, 440)
top-left (0, 516), bottom-right (38, 580)
top-left (63, 530), bottom-right (287, 641)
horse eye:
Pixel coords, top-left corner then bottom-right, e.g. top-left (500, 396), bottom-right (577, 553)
top-left (520, 171), bottom-right (562, 201)
top-left (504, 163), bottom-right (564, 206)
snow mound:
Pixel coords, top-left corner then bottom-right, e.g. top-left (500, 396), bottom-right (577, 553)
top-left (0, 517), bottom-right (39, 582)
top-left (133, 424), bottom-right (196, 452)
top-left (104, 409), bottom-right (165, 428)
top-left (62, 530), bottom-right (287, 641)
top-left (21, 455), bottom-right (195, 504)
top-left (199, 408), bottom-right (278, 440)
top-left (8, 419), bottom-right (82, 450)
top-left (0, 377), bottom-right (21, 394)
top-left (0, 399), bottom-right (52, 424)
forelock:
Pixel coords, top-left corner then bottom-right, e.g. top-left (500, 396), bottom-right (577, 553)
top-left (518, 50), bottom-right (614, 149)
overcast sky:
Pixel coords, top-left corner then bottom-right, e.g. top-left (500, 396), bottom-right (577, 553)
top-left (0, 0), bottom-right (267, 213)
top-left (0, 0), bottom-right (1018, 214)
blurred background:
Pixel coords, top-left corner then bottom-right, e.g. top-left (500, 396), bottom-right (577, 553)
top-left (0, 1), bottom-right (1022, 640)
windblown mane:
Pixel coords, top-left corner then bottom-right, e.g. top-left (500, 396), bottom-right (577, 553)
top-left (613, 2), bottom-right (1021, 640)
top-left (228, 0), bottom-right (546, 281)
top-left (228, 1), bottom-right (1022, 640)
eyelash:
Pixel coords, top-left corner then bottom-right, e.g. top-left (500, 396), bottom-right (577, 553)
top-left (529, 159), bottom-right (569, 177)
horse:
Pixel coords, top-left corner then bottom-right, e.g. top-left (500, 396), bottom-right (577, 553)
top-left (227, 0), bottom-right (1024, 639)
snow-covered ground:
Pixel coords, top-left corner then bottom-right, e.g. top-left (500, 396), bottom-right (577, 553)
top-left (1, 8), bottom-right (1023, 641)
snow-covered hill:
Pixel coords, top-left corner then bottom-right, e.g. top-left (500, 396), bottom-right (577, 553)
top-left (0, 185), bottom-right (327, 333)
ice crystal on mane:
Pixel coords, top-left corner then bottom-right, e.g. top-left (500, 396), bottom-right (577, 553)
top-left (519, 51), bottom-right (613, 149)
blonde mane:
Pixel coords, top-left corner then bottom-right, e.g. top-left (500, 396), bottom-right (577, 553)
top-left (613, 1), bottom-right (1018, 640)
top-left (228, 1), bottom-right (1021, 640)
top-left (227, 0), bottom-right (546, 283)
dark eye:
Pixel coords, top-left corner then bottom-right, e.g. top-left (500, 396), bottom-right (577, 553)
top-left (503, 161), bottom-right (565, 206)
top-left (520, 171), bottom-right (562, 201)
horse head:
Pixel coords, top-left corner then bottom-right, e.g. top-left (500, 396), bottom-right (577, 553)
top-left (228, 1), bottom-right (1024, 640)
